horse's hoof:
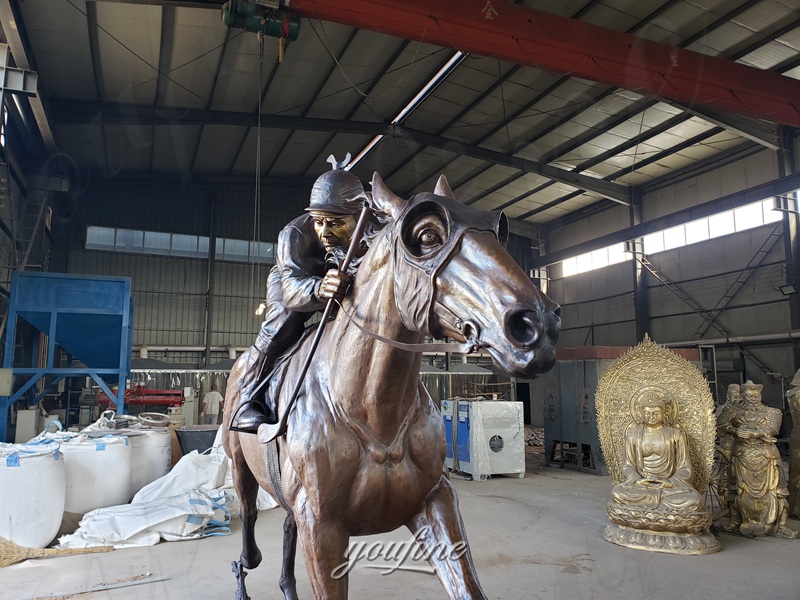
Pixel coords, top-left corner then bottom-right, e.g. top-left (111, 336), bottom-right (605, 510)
top-left (280, 585), bottom-right (300, 600)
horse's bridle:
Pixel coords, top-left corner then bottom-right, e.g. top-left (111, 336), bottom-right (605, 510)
top-left (391, 193), bottom-right (508, 341)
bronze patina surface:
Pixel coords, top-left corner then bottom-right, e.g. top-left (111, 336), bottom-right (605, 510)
top-left (222, 172), bottom-right (561, 599)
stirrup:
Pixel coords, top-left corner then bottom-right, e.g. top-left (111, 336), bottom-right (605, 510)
top-left (229, 400), bottom-right (276, 434)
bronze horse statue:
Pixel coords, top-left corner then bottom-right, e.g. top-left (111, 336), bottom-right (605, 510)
top-left (222, 172), bottom-right (561, 599)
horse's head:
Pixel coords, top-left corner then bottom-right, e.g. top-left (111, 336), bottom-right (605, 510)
top-left (371, 172), bottom-right (560, 378)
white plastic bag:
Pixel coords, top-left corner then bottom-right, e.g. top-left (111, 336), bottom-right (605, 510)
top-left (133, 450), bottom-right (228, 504)
top-left (58, 489), bottom-right (232, 549)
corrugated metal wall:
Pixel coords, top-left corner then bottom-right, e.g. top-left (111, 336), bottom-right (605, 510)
top-left (549, 223), bottom-right (792, 406)
top-left (544, 148), bottom-right (796, 408)
top-left (56, 178), bottom-right (311, 364)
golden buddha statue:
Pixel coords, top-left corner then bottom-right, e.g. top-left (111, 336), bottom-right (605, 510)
top-left (611, 388), bottom-right (707, 513)
top-left (717, 380), bottom-right (797, 538)
top-left (597, 336), bottom-right (720, 555)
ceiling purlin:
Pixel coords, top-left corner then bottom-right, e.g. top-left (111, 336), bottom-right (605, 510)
top-left (298, 39), bottom-right (411, 176)
top-left (264, 27), bottom-right (360, 175)
top-left (393, 125), bottom-right (630, 204)
top-left (190, 28), bottom-right (231, 174)
top-left (382, 62), bottom-right (519, 184)
top-left (669, 104), bottom-right (780, 151)
top-left (519, 126), bottom-right (726, 221)
top-left (469, 0), bottom-right (793, 216)
top-left (521, 15), bottom-right (800, 221)
top-left (400, 0), bottom-right (688, 198)
top-left (450, 85), bottom-right (614, 204)
top-left (414, 77), bottom-right (607, 198)
top-left (151, 5), bottom-right (176, 172)
top-left (87, 0), bottom-right (223, 7)
top-left (492, 112), bottom-right (693, 213)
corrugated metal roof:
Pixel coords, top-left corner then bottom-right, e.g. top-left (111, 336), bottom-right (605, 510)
top-left (6, 0), bottom-right (800, 227)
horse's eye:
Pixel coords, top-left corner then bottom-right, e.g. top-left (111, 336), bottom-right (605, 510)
top-left (419, 228), bottom-right (443, 247)
top-left (402, 205), bottom-right (448, 257)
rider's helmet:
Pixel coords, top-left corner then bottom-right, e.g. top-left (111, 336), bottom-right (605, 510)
top-left (306, 154), bottom-right (368, 215)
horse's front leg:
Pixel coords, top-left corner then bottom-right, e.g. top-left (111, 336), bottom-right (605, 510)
top-left (296, 506), bottom-right (350, 600)
top-left (280, 512), bottom-right (300, 600)
top-left (407, 476), bottom-right (488, 600)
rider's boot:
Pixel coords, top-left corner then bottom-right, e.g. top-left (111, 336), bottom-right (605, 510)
top-left (229, 346), bottom-right (279, 434)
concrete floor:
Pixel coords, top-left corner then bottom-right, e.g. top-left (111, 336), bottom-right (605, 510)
top-left (4, 453), bottom-right (800, 600)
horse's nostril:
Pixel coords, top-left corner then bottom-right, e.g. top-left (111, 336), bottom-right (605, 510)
top-left (506, 310), bottom-right (541, 348)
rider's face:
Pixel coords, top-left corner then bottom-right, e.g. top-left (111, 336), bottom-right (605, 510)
top-left (310, 211), bottom-right (357, 252)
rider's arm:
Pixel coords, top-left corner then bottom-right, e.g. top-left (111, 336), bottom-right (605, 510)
top-left (276, 222), bottom-right (327, 312)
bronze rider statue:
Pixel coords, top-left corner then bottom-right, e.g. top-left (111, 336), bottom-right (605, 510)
top-left (229, 159), bottom-right (369, 433)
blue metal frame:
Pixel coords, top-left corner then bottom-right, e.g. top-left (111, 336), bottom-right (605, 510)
top-left (1, 272), bottom-right (133, 441)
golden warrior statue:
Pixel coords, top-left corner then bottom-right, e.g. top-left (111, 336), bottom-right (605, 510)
top-left (719, 380), bottom-right (797, 538)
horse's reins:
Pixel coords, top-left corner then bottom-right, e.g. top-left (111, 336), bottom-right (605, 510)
top-left (334, 300), bottom-right (481, 354)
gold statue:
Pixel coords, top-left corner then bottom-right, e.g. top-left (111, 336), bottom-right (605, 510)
top-left (788, 370), bottom-right (800, 518)
top-left (714, 383), bottom-right (742, 518)
top-left (717, 380), bottom-right (798, 538)
top-left (597, 336), bottom-right (720, 555)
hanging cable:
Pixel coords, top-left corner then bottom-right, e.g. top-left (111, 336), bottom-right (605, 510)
top-left (250, 33), bottom-right (265, 313)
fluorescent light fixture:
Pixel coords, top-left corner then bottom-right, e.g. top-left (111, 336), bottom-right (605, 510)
top-left (392, 51), bottom-right (465, 125)
top-left (345, 135), bottom-right (385, 172)
top-left (345, 51), bottom-right (467, 172)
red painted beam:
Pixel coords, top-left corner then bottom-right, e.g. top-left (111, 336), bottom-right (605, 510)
top-left (283, 0), bottom-right (800, 127)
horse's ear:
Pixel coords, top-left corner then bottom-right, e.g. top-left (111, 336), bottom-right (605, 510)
top-left (370, 172), bottom-right (406, 221)
top-left (434, 174), bottom-right (455, 199)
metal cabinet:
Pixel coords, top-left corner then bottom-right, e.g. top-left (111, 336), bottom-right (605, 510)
top-left (540, 359), bottom-right (612, 475)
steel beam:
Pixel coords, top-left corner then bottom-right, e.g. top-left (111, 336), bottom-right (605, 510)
top-left (282, 0), bottom-right (800, 127)
top-left (0, 0), bottom-right (56, 152)
top-left (51, 99), bottom-right (631, 203)
top-left (531, 171), bottom-right (800, 268)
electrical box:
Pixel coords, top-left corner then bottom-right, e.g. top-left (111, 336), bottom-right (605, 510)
top-left (0, 368), bottom-right (12, 396)
top-left (183, 387), bottom-right (196, 427)
top-left (15, 409), bottom-right (38, 443)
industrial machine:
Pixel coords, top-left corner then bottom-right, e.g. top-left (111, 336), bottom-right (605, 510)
top-left (1, 272), bottom-right (133, 442)
top-left (441, 398), bottom-right (526, 480)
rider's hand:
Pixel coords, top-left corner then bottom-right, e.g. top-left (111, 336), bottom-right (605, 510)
top-left (317, 269), bottom-right (353, 301)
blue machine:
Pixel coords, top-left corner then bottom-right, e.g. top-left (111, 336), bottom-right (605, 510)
top-left (1, 272), bottom-right (134, 441)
